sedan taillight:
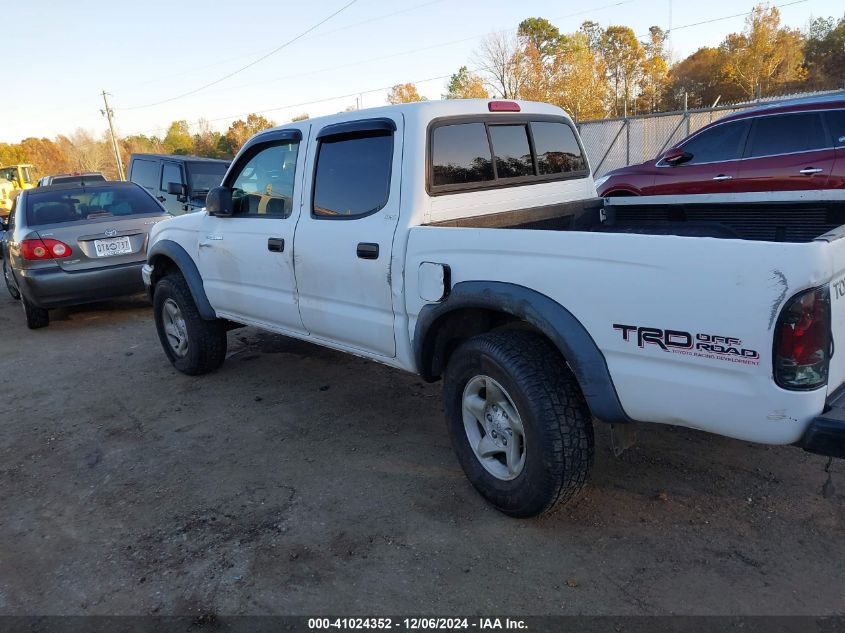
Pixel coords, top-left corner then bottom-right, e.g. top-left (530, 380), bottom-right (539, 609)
top-left (774, 286), bottom-right (831, 390)
top-left (20, 238), bottom-right (72, 260)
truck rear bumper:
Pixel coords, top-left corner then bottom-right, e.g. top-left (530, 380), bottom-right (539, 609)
top-left (799, 386), bottom-right (845, 459)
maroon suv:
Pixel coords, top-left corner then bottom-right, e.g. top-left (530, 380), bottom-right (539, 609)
top-left (595, 96), bottom-right (845, 197)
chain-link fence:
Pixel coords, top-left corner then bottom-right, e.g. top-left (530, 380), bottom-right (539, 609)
top-left (576, 88), bottom-right (845, 178)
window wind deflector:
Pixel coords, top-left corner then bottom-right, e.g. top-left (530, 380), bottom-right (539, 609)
top-left (317, 118), bottom-right (396, 140)
top-left (251, 129), bottom-right (302, 144)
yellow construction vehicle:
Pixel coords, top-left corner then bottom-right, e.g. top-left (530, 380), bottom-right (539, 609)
top-left (0, 177), bottom-right (13, 218)
top-left (0, 164), bottom-right (35, 191)
top-left (0, 164), bottom-right (35, 218)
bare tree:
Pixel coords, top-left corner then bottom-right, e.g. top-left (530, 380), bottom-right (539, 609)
top-left (473, 31), bottom-right (527, 99)
top-left (57, 129), bottom-right (110, 174)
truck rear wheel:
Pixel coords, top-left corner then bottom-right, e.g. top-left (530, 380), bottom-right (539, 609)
top-left (443, 330), bottom-right (594, 517)
top-left (153, 272), bottom-right (227, 375)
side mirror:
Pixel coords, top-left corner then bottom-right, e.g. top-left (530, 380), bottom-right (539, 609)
top-left (206, 186), bottom-right (233, 216)
top-left (166, 182), bottom-right (186, 196)
top-left (663, 148), bottom-right (693, 166)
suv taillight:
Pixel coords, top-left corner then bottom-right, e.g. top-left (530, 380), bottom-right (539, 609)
top-left (774, 286), bottom-right (831, 390)
top-left (20, 238), bottom-right (72, 260)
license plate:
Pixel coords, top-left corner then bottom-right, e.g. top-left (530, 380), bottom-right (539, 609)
top-left (93, 236), bottom-right (132, 257)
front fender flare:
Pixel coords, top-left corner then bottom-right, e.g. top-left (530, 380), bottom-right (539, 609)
top-left (147, 239), bottom-right (216, 320)
top-left (414, 281), bottom-right (632, 425)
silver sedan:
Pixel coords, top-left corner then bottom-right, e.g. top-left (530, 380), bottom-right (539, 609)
top-left (1, 181), bottom-right (170, 328)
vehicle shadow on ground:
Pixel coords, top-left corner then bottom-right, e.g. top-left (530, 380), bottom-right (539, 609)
top-left (46, 294), bottom-right (151, 325)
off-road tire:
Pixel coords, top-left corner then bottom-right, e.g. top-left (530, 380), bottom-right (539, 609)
top-left (3, 259), bottom-right (20, 300)
top-left (153, 272), bottom-right (227, 375)
top-left (443, 330), bottom-right (594, 517)
top-left (22, 296), bottom-right (49, 329)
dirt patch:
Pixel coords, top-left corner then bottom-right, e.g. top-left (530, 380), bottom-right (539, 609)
top-left (0, 295), bottom-right (842, 615)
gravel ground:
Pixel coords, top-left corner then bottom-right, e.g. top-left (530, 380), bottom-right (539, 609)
top-left (0, 293), bottom-right (842, 616)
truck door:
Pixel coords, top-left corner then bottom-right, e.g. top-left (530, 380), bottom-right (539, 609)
top-left (159, 161), bottom-right (188, 215)
top-left (196, 130), bottom-right (307, 334)
top-left (293, 116), bottom-right (402, 358)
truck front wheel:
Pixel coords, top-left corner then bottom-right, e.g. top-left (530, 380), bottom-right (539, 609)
top-left (153, 272), bottom-right (227, 375)
top-left (443, 330), bottom-right (594, 517)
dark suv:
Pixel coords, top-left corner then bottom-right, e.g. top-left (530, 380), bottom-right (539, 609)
top-left (128, 154), bottom-right (230, 216)
top-left (596, 95), bottom-right (845, 196)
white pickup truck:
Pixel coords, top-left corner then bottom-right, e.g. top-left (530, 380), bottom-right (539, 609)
top-left (143, 99), bottom-right (845, 517)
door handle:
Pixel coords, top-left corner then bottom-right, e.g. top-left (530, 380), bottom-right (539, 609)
top-left (157, 196), bottom-right (166, 202)
top-left (799, 167), bottom-right (823, 175)
top-left (712, 174), bottom-right (733, 181)
top-left (199, 242), bottom-right (213, 248)
top-left (267, 237), bottom-right (285, 252)
top-left (356, 242), bottom-right (379, 260)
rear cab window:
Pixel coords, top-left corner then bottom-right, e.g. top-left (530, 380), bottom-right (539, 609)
top-left (26, 186), bottom-right (164, 226)
top-left (428, 116), bottom-right (588, 194)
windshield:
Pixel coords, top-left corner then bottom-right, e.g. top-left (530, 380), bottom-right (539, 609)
top-left (188, 162), bottom-right (228, 195)
top-left (0, 167), bottom-right (15, 182)
top-left (26, 185), bottom-right (164, 226)
top-left (21, 166), bottom-right (33, 185)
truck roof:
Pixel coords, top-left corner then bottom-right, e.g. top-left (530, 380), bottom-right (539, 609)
top-left (269, 99), bottom-right (571, 133)
top-left (129, 153), bottom-right (230, 164)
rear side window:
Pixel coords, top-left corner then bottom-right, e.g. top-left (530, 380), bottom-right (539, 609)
top-left (130, 159), bottom-right (159, 190)
top-left (429, 117), bottom-right (587, 193)
top-left (26, 186), bottom-right (161, 226)
top-left (532, 121), bottom-right (587, 174)
top-left (824, 110), bottom-right (845, 147)
top-left (747, 113), bottom-right (828, 157)
top-left (313, 132), bottom-right (393, 218)
top-left (431, 123), bottom-right (493, 186)
top-left (681, 120), bottom-right (749, 164)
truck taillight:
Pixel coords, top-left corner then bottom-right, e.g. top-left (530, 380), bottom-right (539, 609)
top-left (774, 286), bottom-right (831, 391)
top-left (21, 238), bottom-right (72, 260)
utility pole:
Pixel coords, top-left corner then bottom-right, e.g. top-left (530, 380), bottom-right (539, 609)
top-left (100, 91), bottom-right (125, 181)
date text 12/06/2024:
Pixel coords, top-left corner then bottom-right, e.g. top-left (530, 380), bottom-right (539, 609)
top-left (307, 617), bottom-right (528, 630)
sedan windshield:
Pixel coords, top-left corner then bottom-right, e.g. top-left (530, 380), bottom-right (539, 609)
top-left (188, 162), bottom-right (228, 194)
top-left (26, 186), bottom-right (162, 226)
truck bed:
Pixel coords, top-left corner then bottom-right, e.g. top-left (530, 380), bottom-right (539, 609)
top-left (427, 191), bottom-right (845, 243)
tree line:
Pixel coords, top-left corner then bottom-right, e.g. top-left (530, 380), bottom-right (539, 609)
top-left (400, 5), bottom-right (844, 119)
top-left (1, 4), bottom-right (842, 180)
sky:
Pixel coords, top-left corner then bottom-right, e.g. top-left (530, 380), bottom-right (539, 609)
top-left (2, 0), bottom-right (842, 143)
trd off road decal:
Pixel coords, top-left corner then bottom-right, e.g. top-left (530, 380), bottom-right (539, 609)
top-left (613, 324), bottom-right (760, 366)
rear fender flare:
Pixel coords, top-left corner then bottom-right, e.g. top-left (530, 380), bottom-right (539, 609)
top-left (414, 281), bottom-right (632, 425)
top-left (147, 239), bottom-right (216, 320)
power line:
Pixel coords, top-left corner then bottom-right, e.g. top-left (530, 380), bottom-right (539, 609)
top-left (646, 0), bottom-right (809, 38)
top-left (120, 0), bottom-right (359, 111)
top-left (117, 0), bottom-right (447, 96)
top-left (124, 72), bottom-right (457, 137)
top-left (123, 0), bottom-right (809, 137)
top-left (123, 0), bottom-right (638, 108)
